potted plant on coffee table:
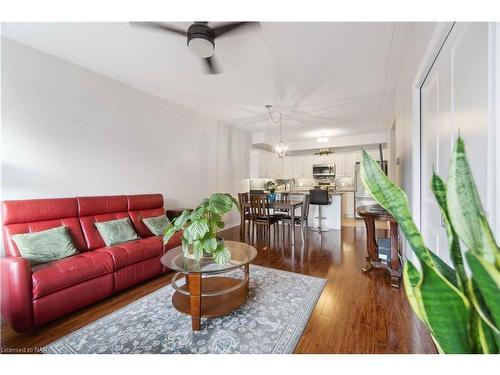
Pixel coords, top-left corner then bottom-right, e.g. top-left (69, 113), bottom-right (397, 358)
top-left (163, 193), bottom-right (239, 264)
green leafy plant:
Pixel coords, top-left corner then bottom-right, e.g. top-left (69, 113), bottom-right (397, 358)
top-left (266, 181), bottom-right (276, 194)
top-left (163, 193), bottom-right (239, 265)
top-left (360, 137), bottom-right (499, 353)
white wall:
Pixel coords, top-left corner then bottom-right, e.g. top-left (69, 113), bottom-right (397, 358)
top-left (391, 23), bottom-right (442, 259)
top-left (1, 38), bottom-right (251, 227)
top-left (393, 23), bottom-right (440, 208)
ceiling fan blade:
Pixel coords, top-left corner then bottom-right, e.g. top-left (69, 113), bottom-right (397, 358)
top-left (211, 22), bottom-right (259, 37)
top-left (202, 56), bottom-right (221, 75)
top-left (130, 22), bottom-right (187, 36)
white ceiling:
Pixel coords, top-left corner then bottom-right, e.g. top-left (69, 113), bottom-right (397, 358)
top-left (2, 22), bottom-right (412, 142)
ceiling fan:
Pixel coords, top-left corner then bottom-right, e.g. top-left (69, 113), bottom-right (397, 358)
top-left (130, 21), bottom-right (259, 74)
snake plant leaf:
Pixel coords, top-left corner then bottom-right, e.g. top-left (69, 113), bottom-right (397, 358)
top-left (419, 261), bottom-right (471, 353)
top-left (184, 219), bottom-right (209, 241)
top-left (427, 250), bottom-right (458, 288)
top-left (208, 193), bottom-right (233, 215)
top-left (466, 251), bottom-right (500, 329)
top-left (447, 137), bottom-right (499, 266)
top-left (431, 172), bottom-right (467, 290)
top-left (403, 261), bottom-right (427, 323)
top-left (201, 235), bottom-right (218, 253)
top-left (361, 150), bottom-right (430, 264)
top-left (213, 243), bottom-right (231, 265)
top-left (471, 309), bottom-right (499, 354)
top-left (467, 279), bottom-right (500, 353)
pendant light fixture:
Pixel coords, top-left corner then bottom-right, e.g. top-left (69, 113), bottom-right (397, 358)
top-left (265, 105), bottom-right (288, 158)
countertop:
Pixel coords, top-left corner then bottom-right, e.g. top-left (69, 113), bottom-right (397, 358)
top-left (276, 189), bottom-right (354, 196)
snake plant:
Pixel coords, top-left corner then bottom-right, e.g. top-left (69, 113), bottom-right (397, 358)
top-left (360, 137), bottom-right (499, 353)
top-left (163, 193), bottom-right (239, 265)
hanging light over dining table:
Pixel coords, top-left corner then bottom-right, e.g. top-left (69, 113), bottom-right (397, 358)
top-left (265, 105), bottom-right (288, 158)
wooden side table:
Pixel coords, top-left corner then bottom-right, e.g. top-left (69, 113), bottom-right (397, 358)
top-left (356, 205), bottom-right (402, 288)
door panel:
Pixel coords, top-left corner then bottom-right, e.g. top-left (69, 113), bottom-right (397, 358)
top-left (420, 23), bottom-right (491, 265)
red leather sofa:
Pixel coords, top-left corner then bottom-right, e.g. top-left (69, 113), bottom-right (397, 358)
top-left (1, 194), bottom-right (182, 332)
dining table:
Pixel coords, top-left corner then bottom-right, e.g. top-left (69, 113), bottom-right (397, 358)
top-left (240, 199), bottom-right (304, 246)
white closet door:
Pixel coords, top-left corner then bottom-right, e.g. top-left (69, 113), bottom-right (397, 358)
top-left (420, 23), bottom-right (491, 264)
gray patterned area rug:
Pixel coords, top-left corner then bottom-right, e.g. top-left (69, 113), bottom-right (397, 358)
top-left (42, 265), bottom-right (326, 354)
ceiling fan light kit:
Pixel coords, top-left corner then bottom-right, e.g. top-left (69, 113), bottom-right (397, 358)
top-left (187, 23), bottom-right (215, 58)
top-left (131, 21), bottom-right (258, 75)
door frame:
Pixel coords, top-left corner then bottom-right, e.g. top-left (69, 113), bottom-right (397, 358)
top-left (413, 22), bottom-right (500, 248)
top-left (410, 22), bottom-right (454, 238)
top-left (489, 22), bottom-right (500, 239)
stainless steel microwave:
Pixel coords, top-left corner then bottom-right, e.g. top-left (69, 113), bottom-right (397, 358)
top-left (312, 164), bottom-right (336, 178)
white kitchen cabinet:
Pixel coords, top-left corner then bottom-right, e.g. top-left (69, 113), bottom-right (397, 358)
top-left (250, 150), bottom-right (289, 178)
top-left (333, 154), bottom-right (343, 176)
top-left (302, 156), bottom-right (314, 178)
top-left (314, 155), bottom-right (334, 165)
top-left (295, 155), bottom-right (315, 178)
top-left (250, 150), bottom-right (271, 178)
top-left (339, 153), bottom-right (356, 177)
top-left (292, 156), bottom-right (302, 178)
top-left (251, 149), bottom-right (383, 180)
top-left (273, 156), bottom-right (283, 178)
top-left (283, 156), bottom-right (294, 178)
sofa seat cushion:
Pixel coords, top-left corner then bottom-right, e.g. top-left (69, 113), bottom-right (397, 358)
top-left (95, 236), bottom-right (163, 270)
top-left (32, 251), bottom-right (114, 299)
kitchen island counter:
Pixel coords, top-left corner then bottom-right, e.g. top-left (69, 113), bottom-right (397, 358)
top-left (284, 192), bottom-right (342, 230)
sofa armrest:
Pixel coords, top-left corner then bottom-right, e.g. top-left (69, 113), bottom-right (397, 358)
top-left (1, 256), bottom-right (33, 332)
top-left (163, 230), bottom-right (183, 252)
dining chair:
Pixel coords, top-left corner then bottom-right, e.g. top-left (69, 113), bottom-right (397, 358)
top-left (280, 194), bottom-right (311, 242)
top-left (238, 192), bottom-right (251, 238)
top-left (249, 194), bottom-right (280, 242)
top-left (273, 192), bottom-right (290, 217)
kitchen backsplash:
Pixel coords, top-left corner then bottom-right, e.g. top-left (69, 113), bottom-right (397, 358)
top-left (335, 176), bottom-right (355, 189)
top-left (249, 177), bottom-right (354, 191)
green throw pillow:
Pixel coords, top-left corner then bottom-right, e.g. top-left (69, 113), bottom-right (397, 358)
top-left (95, 217), bottom-right (140, 246)
top-left (12, 226), bottom-right (78, 265)
top-left (143, 215), bottom-right (170, 236)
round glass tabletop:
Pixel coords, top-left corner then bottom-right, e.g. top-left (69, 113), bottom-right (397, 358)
top-left (161, 240), bottom-right (257, 274)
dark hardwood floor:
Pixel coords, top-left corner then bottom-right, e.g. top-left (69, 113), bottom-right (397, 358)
top-left (0, 224), bottom-right (437, 354)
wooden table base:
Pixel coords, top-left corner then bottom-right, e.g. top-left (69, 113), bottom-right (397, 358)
top-left (357, 206), bottom-right (402, 288)
top-left (172, 271), bottom-right (249, 331)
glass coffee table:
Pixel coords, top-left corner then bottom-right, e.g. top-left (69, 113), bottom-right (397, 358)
top-left (161, 240), bottom-right (257, 331)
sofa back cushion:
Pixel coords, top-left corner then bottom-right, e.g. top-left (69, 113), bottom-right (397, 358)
top-left (95, 218), bottom-right (140, 246)
top-left (77, 195), bottom-right (129, 250)
top-left (1, 198), bottom-right (87, 257)
top-left (142, 215), bottom-right (170, 236)
top-left (12, 226), bottom-right (78, 265)
top-left (127, 194), bottom-right (165, 238)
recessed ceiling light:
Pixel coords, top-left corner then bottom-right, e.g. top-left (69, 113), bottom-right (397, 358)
top-left (316, 137), bottom-right (329, 144)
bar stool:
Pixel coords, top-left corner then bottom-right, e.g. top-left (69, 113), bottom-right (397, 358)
top-left (309, 188), bottom-right (331, 233)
